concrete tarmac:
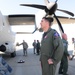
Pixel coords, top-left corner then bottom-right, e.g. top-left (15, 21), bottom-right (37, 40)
top-left (1, 48), bottom-right (75, 75)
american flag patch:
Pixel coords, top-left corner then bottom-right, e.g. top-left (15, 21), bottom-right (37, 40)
top-left (44, 35), bottom-right (47, 39)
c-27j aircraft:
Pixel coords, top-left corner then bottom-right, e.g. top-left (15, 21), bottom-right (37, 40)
top-left (0, 0), bottom-right (75, 57)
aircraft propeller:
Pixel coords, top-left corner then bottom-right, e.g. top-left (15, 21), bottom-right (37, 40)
top-left (20, 0), bottom-right (74, 33)
top-left (20, 0), bottom-right (74, 17)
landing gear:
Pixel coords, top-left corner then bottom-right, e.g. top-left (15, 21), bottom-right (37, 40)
top-left (11, 51), bottom-right (16, 57)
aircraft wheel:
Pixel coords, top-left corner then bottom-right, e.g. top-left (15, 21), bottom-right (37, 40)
top-left (11, 51), bottom-right (16, 57)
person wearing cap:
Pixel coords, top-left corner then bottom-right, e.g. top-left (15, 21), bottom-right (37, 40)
top-left (40, 16), bottom-right (64, 75)
top-left (58, 33), bottom-right (71, 75)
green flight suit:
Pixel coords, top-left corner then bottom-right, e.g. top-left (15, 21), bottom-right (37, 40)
top-left (59, 39), bottom-right (69, 75)
top-left (40, 28), bottom-right (64, 75)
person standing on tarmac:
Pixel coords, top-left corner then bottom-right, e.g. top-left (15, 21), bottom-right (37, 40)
top-left (71, 38), bottom-right (75, 59)
top-left (40, 16), bottom-right (64, 75)
top-left (58, 33), bottom-right (71, 75)
top-left (32, 40), bottom-right (36, 54)
top-left (19, 40), bottom-right (28, 56)
top-left (36, 40), bottom-right (40, 55)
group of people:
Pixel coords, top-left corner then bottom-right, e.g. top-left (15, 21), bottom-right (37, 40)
top-left (32, 40), bottom-right (40, 55)
top-left (16, 16), bottom-right (73, 75)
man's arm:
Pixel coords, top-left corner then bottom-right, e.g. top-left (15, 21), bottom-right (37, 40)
top-left (50, 31), bottom-right (64, 64)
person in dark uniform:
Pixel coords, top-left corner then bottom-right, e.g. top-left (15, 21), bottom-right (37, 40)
top-left (58, 33), bottom-right (71, 75)
top-left (40, 17), bottom-right (64, 75)
top-left (32, 40), bottom-right (36, 54)
top-left (36, 40), bottom-right (40, 55)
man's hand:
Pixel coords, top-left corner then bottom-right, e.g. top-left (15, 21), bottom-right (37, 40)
top-left (48, 58), bottom-right (53, 64)
top-left (67, 56), bottom-right (71, 60)
top-left (69, 55), bottom-right (75, 60)
top-left (16, 42), bottom-right (19, 46)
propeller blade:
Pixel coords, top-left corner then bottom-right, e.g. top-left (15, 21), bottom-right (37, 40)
top-left (20, 4), bottom-right (47, 10)
top-left (54, 13), bottom-right (64, 34)
top-left (20, 3), bottom-right (74, 17)
top-left (32, 28), bottom-right (38, 33)
top-left (20, 3), bottom-right (56, 15)
top-left (57, 9), bottom-right (74, 17)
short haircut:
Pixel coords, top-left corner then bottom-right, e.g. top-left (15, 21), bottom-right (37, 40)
top-left (42, 17), bottom-right (54, 23)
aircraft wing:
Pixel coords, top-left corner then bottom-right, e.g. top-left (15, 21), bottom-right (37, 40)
top-left (8, 14), bottom-right (35, 25)
top-left (8, 14), bottom-right (75, 34)
top-left (53, 16), bottom-right (75, 24)
top-left (8, 14), bottom-right (36, 34)
top-left (16, 32), bottom-right (32, 34)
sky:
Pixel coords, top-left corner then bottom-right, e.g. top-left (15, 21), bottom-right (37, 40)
top-left (0, 0), bottom-right (75, 15)
top-left (0, 0), bottom-right (75, 48)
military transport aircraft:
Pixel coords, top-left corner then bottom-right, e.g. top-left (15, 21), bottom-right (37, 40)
top-left (0, 0), bottom-right (75, 57)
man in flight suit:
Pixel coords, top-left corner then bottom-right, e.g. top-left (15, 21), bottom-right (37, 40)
top-left (19, 40), bottom-right (28, 56)
top-left (40, 16), bottom-right (64, 75)
top-left (32, 40), bottom-right (36, 54)
top-left (58, 33), bottom-right (71, 75)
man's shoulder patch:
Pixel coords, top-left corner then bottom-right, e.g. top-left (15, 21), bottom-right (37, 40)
top-left (53, 32), bottom-right (59, 38)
